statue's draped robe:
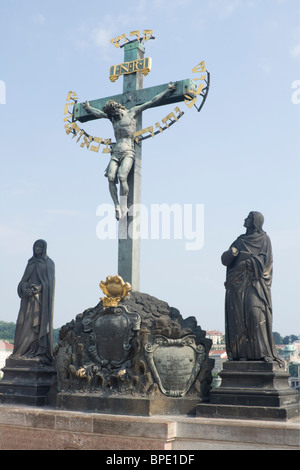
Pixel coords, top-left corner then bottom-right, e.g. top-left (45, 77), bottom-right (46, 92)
top-left (222, 225), bottom-right (281, 363)
top-left (12, 241), bottom-right (55, 364)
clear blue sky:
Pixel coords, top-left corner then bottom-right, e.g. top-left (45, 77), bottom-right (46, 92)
top-left (0, 0), bottom-right (299, 336)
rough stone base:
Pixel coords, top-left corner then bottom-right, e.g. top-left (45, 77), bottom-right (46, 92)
top-left (0, 404), bottom-right (299, 450)
top-left (56, 392), bottom-right (200, 416)
top-left (197, 403), bottom-right (299, 421)
top-left (197, 361), bottom-right (300, 421)
top-left (0, 357), bottom-right (56, 406)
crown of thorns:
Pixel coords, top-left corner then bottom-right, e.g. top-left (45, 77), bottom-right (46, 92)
top-left (103, 100), bottom-right (126, 114)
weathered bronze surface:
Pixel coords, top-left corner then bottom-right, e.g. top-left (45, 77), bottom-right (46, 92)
top-left (12, 239), bottom-right (55, 365)
top-left (64, 34), bottom-right (209, 291)
top-left (53, 292), bottom-right (214, 415)
top-left (82, 304), bottom-right (140, 369)
top-left (221, 212), bottom-right (283, 365)
top-left (82, 81), bottom-right (177, 220)
top-left (145, 336), bottom-right (206, 397)
top-left (0, 240), bottom-right (56, 406)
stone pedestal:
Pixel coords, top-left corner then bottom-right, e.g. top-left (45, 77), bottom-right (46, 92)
top-left (56, 392), bottom-right (200, 417)
top-left (52, 293), bottom-right (214, 415)
top-left (197, 361), bottom-right (300, 421)
top-left (0, 357), bottom-right (56, 406)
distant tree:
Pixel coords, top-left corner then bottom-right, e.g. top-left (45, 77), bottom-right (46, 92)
top-left (53, 328), bottom-right (60, 348)
top-left (273, 332), bottom-right (283, 345)
top-left (0, 321), bottom-right (16, 343)
top-left (0, 321), bottom-right (60, 347)
top-left (283, 335), bottom-right (299, 344)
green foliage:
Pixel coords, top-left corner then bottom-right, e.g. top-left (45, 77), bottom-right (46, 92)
top-left (0, 321), bottom-right (60, 347)
top-left (273, 332), bottom-right (299, 345)
top-left (53, 328), bottom-right (60, 348)
top-left (0, 321), bottom-right (16, 343)
top-left (283, 335), bottom-right (299, 344)
top-left (273, 331), bottom-right (283, 344)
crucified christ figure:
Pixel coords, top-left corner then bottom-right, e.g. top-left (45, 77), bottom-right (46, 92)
top-left (83, 82), bottom-right (177, 220)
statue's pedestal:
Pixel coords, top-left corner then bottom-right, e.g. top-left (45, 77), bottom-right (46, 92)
top-left (197, 361), bottom-right (300, 421)
top-left (56, 392), bottom-right (201, 417)
top-left (0, 357), bottom-right (56, 406)
top-left (52, 293), bottom-right (214, 416)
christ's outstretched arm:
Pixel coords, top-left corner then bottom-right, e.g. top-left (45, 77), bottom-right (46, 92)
top-left (131, 82), bottom-right (177, 116)
top-left (82, 101), bottom-right (108, 119)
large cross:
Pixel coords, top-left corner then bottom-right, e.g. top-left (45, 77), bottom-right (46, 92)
top-left (73, 40), bottom-right (196, 291)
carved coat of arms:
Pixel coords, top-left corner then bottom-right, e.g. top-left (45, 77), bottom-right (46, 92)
top-left (82, 305), bottom-right (140, 369)
top-left (144, 335), bottom-right (206, 397)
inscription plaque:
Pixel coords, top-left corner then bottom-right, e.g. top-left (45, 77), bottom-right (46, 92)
top-left (145, 335), bottom-right (206, 397)
top-left (82, 305), bottom-right (141, 369)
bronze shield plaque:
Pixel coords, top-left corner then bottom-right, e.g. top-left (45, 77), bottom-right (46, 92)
top-left (82, 305), bottom-right (141, 369)
top-left (145, 335), bottom-right (206, 397)
top-left (94, 313), bottom-right (128, 364)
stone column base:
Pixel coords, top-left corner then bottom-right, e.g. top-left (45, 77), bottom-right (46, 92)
top-left (197, 361), bottom-right (300, 421)
top-left (56, 392), bottom-right (201, 416)
top-left (0, 357), bottom-right (56, 406)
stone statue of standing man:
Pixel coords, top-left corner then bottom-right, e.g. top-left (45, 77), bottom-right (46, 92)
top-left (221, 212), bottom-right (283, 366)
top-left (83, 82), bottom-right (177, 220)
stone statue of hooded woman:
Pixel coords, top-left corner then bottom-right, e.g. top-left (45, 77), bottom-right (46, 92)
top-left (12, 240), bottom-right (55, 365)
top-left (221, 212), bottom-right (283, 365)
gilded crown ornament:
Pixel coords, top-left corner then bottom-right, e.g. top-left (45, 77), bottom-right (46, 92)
top-left (100, 275), bottom-right (131, 307)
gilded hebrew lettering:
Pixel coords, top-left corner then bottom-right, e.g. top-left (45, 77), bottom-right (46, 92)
top-left (192, 61), bottom-right (206, 73)
top-left (65, 52), bottom-right (209, 164)
top-left (193, 83), bottom-right (205, 96)
top-left (64, 103), bottom-right (73, 115)
top-left (110, 35), bottom-right (123, 48)
top-left (174, 107), bottom-right (183, 118)
top-left (64, 92), bottom-right (111, 153)
top-left (76, 129), bottom-right (85, 143)
top-left (110, 29), bottom-right (154, 48)
top-left (64, 113), bottom-right (73, 123)
top-left (184, 83), bottom-right (205, 104)
top-left (183, 60), bottom-right (209, 110)
top-left (141, 29), bottom-right (153, 43)
top-left (155, 122), bottom-right (163, 133)
top-left (90, 136), bottom-right (102, 153)
top-left (184, 96), bottom-right (198, 109)
top-left (65, 121), bottom-right (80, 136)
top-left (102, 138), bottom-right (111, 153)
top-left (134, 126), bottom-right (154, 143)
top-left (162, 112), bottom-right (177, 128)
top-left (66, 91), bottom-right (78, 101)
top-left (80, 134), bottom-right (93, 149)
top-left (130, 30), bottom-right (140, 42)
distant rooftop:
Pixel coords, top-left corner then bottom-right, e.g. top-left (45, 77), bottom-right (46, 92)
top-left (0, 340), bottom-right (13, 351)
top-left (206, 330), bottom-right (223, 336)
top-left (209, 349), bottom-right (227, 357)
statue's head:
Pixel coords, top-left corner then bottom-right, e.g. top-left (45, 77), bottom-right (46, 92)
top-left (103, 100), bottom-right (127, 120)
top-left (251, 211), bottom-right (264, 232)
top-left (244, 211), bottom-right (264, 233)
top-left (33, 239), bottom-right (47, 258)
